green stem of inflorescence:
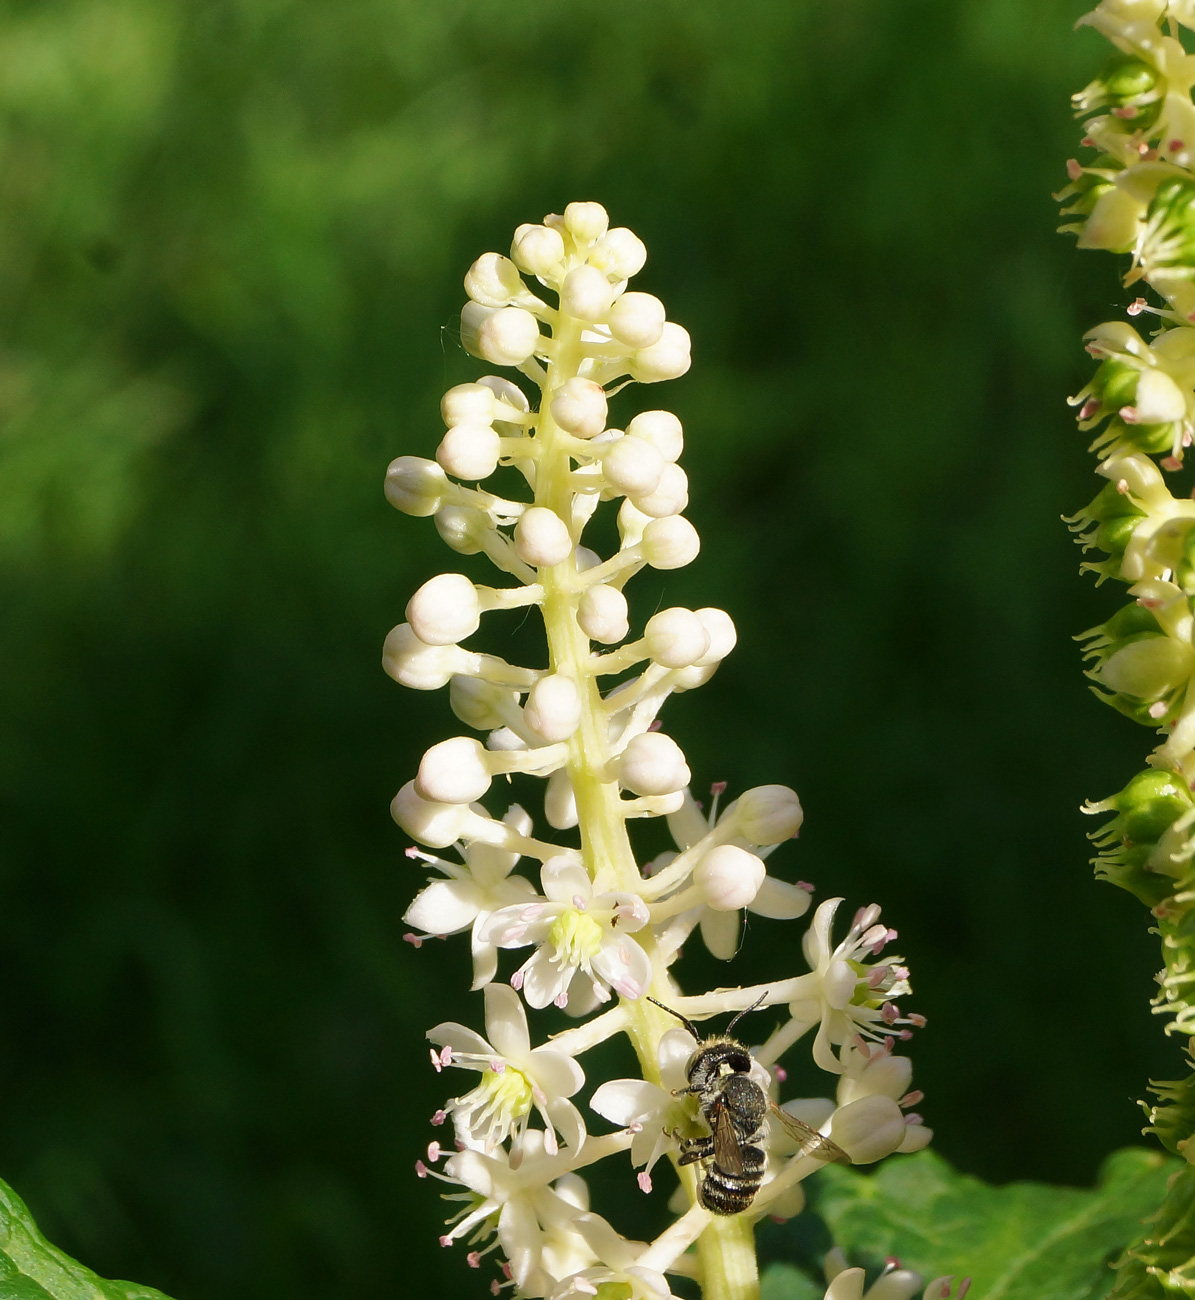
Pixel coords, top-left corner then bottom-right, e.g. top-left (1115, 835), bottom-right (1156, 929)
top-left (534, 317), bottom-right (757, 1300)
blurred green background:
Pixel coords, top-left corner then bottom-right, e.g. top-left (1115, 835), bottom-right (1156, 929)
top-left (0, 0), bottom-right (1170, 1296)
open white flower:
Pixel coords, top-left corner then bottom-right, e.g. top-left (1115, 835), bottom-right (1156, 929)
top-left (420, 1128), bottom-right (631, 1296)
top-left (403, 804), bottom-right (540, 988)
top-left (779, 897), bottom-right (921, 1073)
top-left (482, 856), bottom-right (652, 1008)
top-left (548, 1212), bottom-right (677, 1300)
top-left (588, 1028), bottom-right (693, 1192)
top-left (429, 983), bottom-right (586, 1162)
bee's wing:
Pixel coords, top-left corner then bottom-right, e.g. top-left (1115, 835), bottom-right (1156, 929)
top-left (710, 1098), bottom-right (744, 1175)
top-left (768, 1103), bottom-right (851, 1165)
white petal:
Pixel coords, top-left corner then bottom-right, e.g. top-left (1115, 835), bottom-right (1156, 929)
top-left (427, 1021), bottom-right (494, 1058)
top-left (823, 959), bottom-right (857, 1011)
top-left (485, 982), bottom-right (532, 1059)
top-left (470, 915), bottom-right (499, 989)
top-left (665, 787), bottom-right (709, 850)
top-left (812, 1017), bottom-right (843, 1074)
top-left (484, 902), bottom-right (551, 948)
top-left (604, 891), bottom-right (649, 931)
top-left (544, 1095), bottom-right (587, 1151)
top-left (572, 1212), bottom-right (639, 1270)
top-left (591, 935), bottom-right (652, 1000)
top-left (528, 1047), bottom-right (585, 1098)
top-left (699, 907), bottom-right (740, 960)
top-left (403, 878), bottom-right (484, 935)
top-left (563, 978), bottom-right (601, 1018)
top-left (522, 949), bottom-right (573, 1009)
top-left (499, 1198), bottom-right (544, 1290)
top-left (657, 1028), bottom-right (696, 1085)
top-left (589, 1078), bottom-right (667, 1126)
top-left (542, 856), bottom-right (593, 904)
top-left (825, 1268), bottom-right (867, 1300)
top-left (897, 1121), bottom-right (933, 1154)
top-left (749, 877), bottom-right (812, 920)
top-left (627, 1266), bottom-right (674, 1299)
top-left (829, 1095), bottom-right (907, 1164)
top-left (804, 897), bottom-right (842, 968)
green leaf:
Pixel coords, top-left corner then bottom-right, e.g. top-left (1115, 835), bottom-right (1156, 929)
top-left (0, 1176), bottom-right (174, 1300)
top-left (771, 1147), bottom-right (1178, 1300)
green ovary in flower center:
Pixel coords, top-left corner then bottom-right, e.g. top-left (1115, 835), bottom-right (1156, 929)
top-left (595, 1284), bottom-right (633, 1300)
top-left (547, 908), bottom-right (604, 967)
top-left (478, 1066), bottom-right (534, 1118)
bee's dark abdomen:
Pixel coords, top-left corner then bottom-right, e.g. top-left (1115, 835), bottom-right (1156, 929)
top-left (697, 1144), bottom-right (765, 1216)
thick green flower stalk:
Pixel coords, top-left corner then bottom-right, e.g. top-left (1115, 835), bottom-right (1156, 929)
top-left (384, 205), bottom-right (955, 1300)
top-left (1060, 1), bottom-right (1195, 1292)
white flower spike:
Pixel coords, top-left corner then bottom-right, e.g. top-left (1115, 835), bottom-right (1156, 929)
top-left (390, 206), bottom-right (930, 1300)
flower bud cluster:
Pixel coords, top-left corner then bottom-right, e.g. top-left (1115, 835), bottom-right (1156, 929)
top-left (388, 206), bottom-right (926, 1299)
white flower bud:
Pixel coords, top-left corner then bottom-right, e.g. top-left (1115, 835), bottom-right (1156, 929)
top-left (694, 608), bottom-right (737, 665)
top-left (486, 726), bottom-right (525, 752)
top-left (644, 607), bottom-right (710, 669)
top-left (641, 515), bottom-right (700, 569)
top-left (511, 223), bottom-right (566, 279)
top-left (1132, 368), bottom-right (1187, 423)
top-left (828, 1095), bottom-right (908, 1165)
top-left (695, 844), bottom-right (766, 910)
top-left (434, 505), bottom-right (490, 555)
top-left (629, 322), bottom-right (692, 382)
top-left (436, 423), bottom-right (502, 480)
top-left (524, 673), bottom-right (583, 742)
top-left (477, 374), bottom-right (530, 420)
top-left (462, 303), bottom-right (542, 366)
top-left (406, 573), bottom-right (481, 646)
top-left (618, 731), bottom-right (691, 797)
top-left (545, 767), bottom-right (579, 830)
top-left (578, 583), bottom-right (629, 643)
top-left (560, 265), bottom-right (616, 321)
top-left (550, 377), bottom-right (608, 438)
top-left (416, 737), bottom-right (492, 804)
top-left (382, 624), bottom-right (464, 690)
top-left (441, 383), bottom-right (497, 427)
top-left (391, 780), bottom-right (474, 848)
top-left (514, 506), bottom-right (573, 567)
top-left (449, 675), bottom-right (516, 730)
top-left (626, 410), bottom-right (683, 462)
top-left (630, 461), bottom-right (688, 517)
top-left (606, 292), bottom-right (666, 348)
top-left (589, 227), bottom-right (647, 281)
top-left (384, 456), bottom-right (446, 516)
top-left (602, 435), bottom-right (665, 496)
top-left (464, 252), bottom-right (526, 308)
top-left (670, 663), bottom-right (718, 691)
top-left (563, 201), bottom-right (609, 242)
top-left (735, 785), bottom-right (804, 844)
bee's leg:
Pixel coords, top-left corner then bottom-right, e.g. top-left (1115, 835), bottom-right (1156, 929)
top-left (676, 1134), bottom-right (714, 1166)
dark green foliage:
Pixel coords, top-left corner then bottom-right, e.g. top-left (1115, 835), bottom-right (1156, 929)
top-left (0, 1174), bottom-right (172, 1300)
top-left (0, 2), bottom-right (1160, 1299)
top-left (763, 1148), bottom-right (1177, 1300)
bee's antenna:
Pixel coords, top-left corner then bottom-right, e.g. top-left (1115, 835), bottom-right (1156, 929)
top-left (725, 993), bottom-right (769, 1036)
top-left (647, 996), bottom-right (703, 1041)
